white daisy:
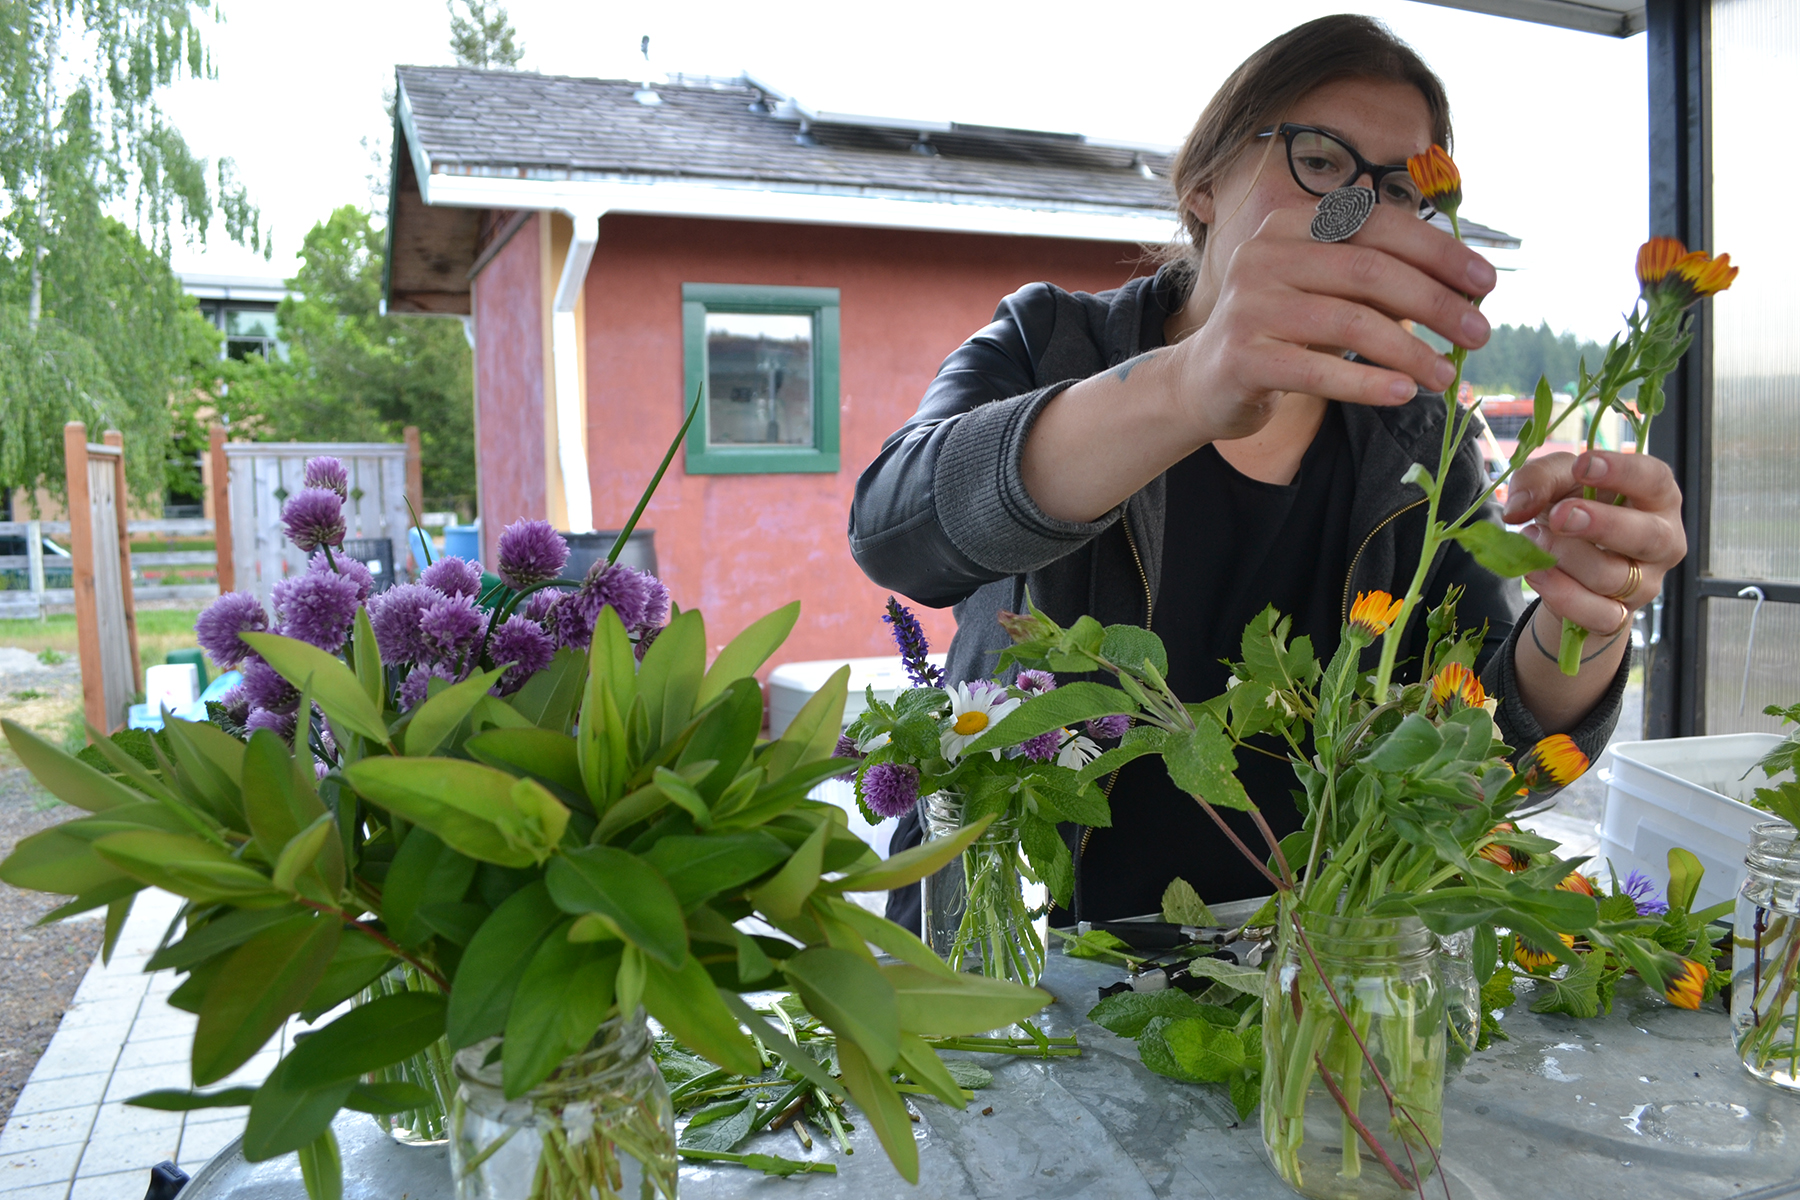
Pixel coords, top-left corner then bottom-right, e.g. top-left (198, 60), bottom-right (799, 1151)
top-left (940, 681), bottom-right (1021, 761)
top-left (855, 729), bottom-right (891, 753)
top-left (1056, 733), bottom-right (1101, 771)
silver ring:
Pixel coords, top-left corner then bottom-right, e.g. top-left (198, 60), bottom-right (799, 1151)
top-left (1310, 186), bottom-right (1377, 243)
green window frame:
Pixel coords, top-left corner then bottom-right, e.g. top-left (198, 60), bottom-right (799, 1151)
top-left (682, 283), bottom-right (840, 474)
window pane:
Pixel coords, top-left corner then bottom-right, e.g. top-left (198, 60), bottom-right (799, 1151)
top-left (1703, 595), bottom-right (1800, 735)
top-left (226, 308), bottom-right (278, 339)
top-left (705, 312), bottom-right (813, 448)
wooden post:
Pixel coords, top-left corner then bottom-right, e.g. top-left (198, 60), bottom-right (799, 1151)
top-left (210, 425), bottom-right (235, 592)
top-left (403, 425), bottom-right (424, 570)
top-left (63, 423), bottom-right (105, 737)
top-left (104, 430), bottom-right (142, 694)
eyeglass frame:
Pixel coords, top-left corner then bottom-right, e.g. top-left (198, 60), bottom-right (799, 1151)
top-left (1254, 123), bottom-right (1434, 218)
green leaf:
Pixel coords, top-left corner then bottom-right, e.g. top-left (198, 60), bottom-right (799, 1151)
top-left (91, 830), bottom-right (278, 904)
top-left (828, 814), bottom-right (995, 893)
top-left (821, 896), bottom-right (955, 978)
top-left (240, 632), bottom-right (390, 746)
top-left (381, 828), bottom-right (479, 949)
top-left (298, 931), bottom-right (396, 1022)
top-left (715, 990), bottom-right (844, 1098)
top-left (1449, 521), bottom-right (1557, 578)
top-left (652, 766), bottom-right (711, 828)
top-left (1086, 988), bottom-right (1200, 1038)
top-left (1157, 1015), bottom-right (1246, 1083)
top-left (281, 992), bottom-right (449, 1089)
top-left (835, 1037), bottom-right (918, 1184)
top-left (464, 728), bottom-right (583, 796)
top-left (1161, 877), bottom-right (1216, 925)
top-left (1020, 814), bottom-right (1074, 908)
top-left (641, 954), bottom-right (761, 1076)
top-left (2, 718), bottom-right (143, 812)
top-left (1180, 956), bottom-right (1266, 996)
top-left (784, 947), bottom-right (901, 1070)
top-left (1666, 846), bottom-right (1704, 915)
top-left (297, 1129), bottom-right (344, 1200)
top-left (0, 823), bottom-right (130, 895)
top-left (343, 757), bottom-right (547, 868)
top-left (1099, 625), bottom-right (1168, 675)
top-left (745, 815), bottom-right (828, 921)
top-left (194, 913), bottom-right (341, 1085)
top-left (1076, 725), bottom-right (1167, 783)
top-left (895, 1031), bottom-right (967, 1109)
top-left (1533, 376), bottom-right (1554, 438)
top-left (273, 814), bottom-right (336, 894)
top-left (243, 1054), bottom-right (354, 1161)
top-left (1163, 723), bottom-right (1253, 811)
top-left (1364, 713), bottom-right (1444, 772)
top-left (147, 905), bottom-right (306, 971)
top-left (1229, 1071), bottom-right (1260, 1120)
top-left (126, 1087), bottom-right (257, 1111)
top-left (1529, 947), bottom-right (1605, 1018)
top-left (343, 1081), bottom-right (434, 1115)
top-left (678, 680), bottom-right (764, 806)
top-left (502, 926), bottom-right (619, 1098)
top-left (353, 606), bottom-right (383, 711)
top-left (546, 845), bottom-right (688, 968)
top-left (638, 609), bottom-right (706, 747)
top-left (404, 666), bottom-right (507, 757)
top-left (507, 647), bottom-right (587, 730)
top-left (881, 962), bottom-right (1051, 1036)
top-left (698, 603), bottom-right (799, 707)
top-left (759, 665), bottom-right (849, 781)
top-left (678, 1097), bottom-right (756, 1152)
top-left (243, 728), bottom-right (327, 859)
top-left (1022, 770), bottom-right (1110, 827)
top-left (961, 682), bottom-right (1135, 758)
top-left (446, 881), bottom-right (561, 1048)
top-left (640, 832), bottom-right (788, 909)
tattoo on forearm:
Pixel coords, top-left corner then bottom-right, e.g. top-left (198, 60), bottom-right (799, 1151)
top-left (1529, 617), bottom-right (1625, 667)
top-left (1110, 349), bottom-right (1162, 383)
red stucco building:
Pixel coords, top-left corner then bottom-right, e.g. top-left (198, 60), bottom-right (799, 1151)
top-left (383, 68), bottom-right (1175, 665)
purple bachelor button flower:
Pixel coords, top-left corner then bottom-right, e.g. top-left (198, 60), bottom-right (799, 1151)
top-left (245, 707), bottom-right (297, 744)
top-left (1622, 870), bottom-right (1670, 916)
top-left (270, 570), bottom-right (360, 652)
top-left (310, 550), bottom-right (374, 602)
top-left (419, 592), bottom-right (485, 665)
top-left (1016, 669), bottom-right (1056, 695)
top-left (303, 456), bottom-right (349, 501)
top-left (369, 583), bottom-right (436, 665)
top-left (1086, 713), bottom-right (1131, 741)
top-left (195, 592), bottom-right (269, 669)
top-left (862, 762), bottom-right (921, 820)
top-left (882, 597), bottom-right (941, 687)
top-left (281, 488), bottom-right (346, 554)
top-left (496, 520), bottom-right (569, 591)
top-left (488, 615), bottom-right (556, 694)
top-left (1020, 729), bottom-right (1062, 762)
top-left (399, 663), bottom-right (458, 711)
top-left (240, 658), bottom-right (300, 715)
top-left (421, 556), bottom-right (484, 600)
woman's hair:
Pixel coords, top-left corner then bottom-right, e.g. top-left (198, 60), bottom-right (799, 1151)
top-left (1168, 14), bottom-right (1452, 267)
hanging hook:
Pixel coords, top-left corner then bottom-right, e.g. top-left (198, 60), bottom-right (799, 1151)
top-left (1739, 585), bottom-right (1766, 717)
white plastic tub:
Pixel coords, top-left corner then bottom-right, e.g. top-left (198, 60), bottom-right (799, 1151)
top-left (1597, 734), bottom-right (1789, 913)
top-left (764, 654), bottom-right (945, 738)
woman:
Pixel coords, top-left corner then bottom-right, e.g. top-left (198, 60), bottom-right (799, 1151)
top-left (849, 15), bottom-right (1686, 922)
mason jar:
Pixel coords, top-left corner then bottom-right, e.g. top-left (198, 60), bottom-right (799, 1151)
top-left (1732, 820), bottom-right (1800, 1090)
top-left (920, 790), bottom-right (1046, 985)
top-left (450, 1009), bottom-right (678, 1200)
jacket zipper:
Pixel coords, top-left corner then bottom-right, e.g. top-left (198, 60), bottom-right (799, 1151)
top-left (1340, 498), bottom-right (1427, 625)
top-left (1077, 513), bottom-right (1156, 904)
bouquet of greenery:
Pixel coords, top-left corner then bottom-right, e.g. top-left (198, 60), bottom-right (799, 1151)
top-left (0, 424), bottom-right (1050, 1199)
top-left (836, 598), bottom-right (1114, 984)
top-left (962, 146), bottom-right (1733, 1198)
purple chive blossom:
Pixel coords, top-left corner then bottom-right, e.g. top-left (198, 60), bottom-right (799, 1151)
top-left (1016, 669), bottom-right (1057, 695)
top-left (421, 556), bottom-right (484, 600)
top-left (303, 456), bottom-right (349, 500)
top-left (833, 732), bottom-right (865, 780)
top-left (399, 663), bottom-right (458, 710)
top-left (522, 588), bottom-right (561, 625)
top-left (240, 658), bottom-right (300, 715)
top-left (245, 707), bottom-right (298, 744)
top-left (215, 686), bottom-right (250, 730)
top-left (369, 583), bottom-right (436, 664)
top-left (1622, 870), bottom-right (1670, 916)
top-left (496, 520), bottom-right (570, 590)
top-left (281, 488), bottom-right (346, 554)
top-left (310, 549), bottom-right (374, 602)
top-left (883, 597), bottom-right (941, 687)
top-left (1020, 729), bottom-right (1062, 762)
top-left (557, 562), bottom-right (660, 648)
top-left (488, 615), bottom-right (556, 694)
top-left (1086, 713), bottom-right (1131, 741)
top-left (270, 571), bottom-right (360, 651)
top-left (195, 592), bottom-right (269, 669)
top-left (863, 762), bottom-right (921, 819)
top-left (419, 592), bottom-right (485, 665)
top-left (639, 573), bottom-right (671, 631)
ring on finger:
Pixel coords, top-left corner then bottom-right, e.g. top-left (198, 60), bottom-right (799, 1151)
top-left (1608, 599), bottom-right (1632, 637)
top-left (1605, 556), bottom-right (1643, 603)
top-left (1310, 186), bottom-right (1376, 242)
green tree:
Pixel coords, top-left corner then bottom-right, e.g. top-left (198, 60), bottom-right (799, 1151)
top-left (0, 0), bottom-right (261, 506)
top-left (226, 206), bottom-right (476, 513)
top-left (448, 0), bottom-right (524, 69)
top-left (1419, 322), bottom-right (1633, 399)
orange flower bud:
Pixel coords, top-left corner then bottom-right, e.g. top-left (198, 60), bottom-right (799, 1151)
top-left (1406, 144), bottom-right (1461, 216)
top-left (1514, 933), bottom-right (1575, 971)
top-left (1520, 734), bottom-right (1589, 791)
top-left (1637, 236), bottom-right (1738, 312)
top-left (1478, 822), bottom-right (1526, 872)
top-left (1348, 590), bottom-right (1405, 638)
top-left (1664, 958), bottom-right (1708, 1010)
top-left (1557, 870), bottom-right (1598, 897)
top-left (1430, 661), bottom-right (1486, 711)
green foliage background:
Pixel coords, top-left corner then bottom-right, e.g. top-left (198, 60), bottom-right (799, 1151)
top-left (1418, 322), bottom-right (1638, 399)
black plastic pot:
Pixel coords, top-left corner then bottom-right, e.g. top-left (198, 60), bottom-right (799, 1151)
top-left (560, 529), bottom-right (657, 582)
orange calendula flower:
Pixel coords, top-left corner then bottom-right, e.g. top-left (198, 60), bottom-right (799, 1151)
top-left (1406, 144), bottom-right (1461, 216)
top-left (1430, 662), bottom-right (1486, 711)
top-left (1514, 933), bottom-right (1575, 971)
top-left (1348, 591), bottom-right (1405, 638)
top-left (1637, 236), bottom-right (1739, 312)
top-left (1557, 870), bottom-right (1598, 897)
top-left (1664, 958), bottom-right (1708, 1010)
top-left (1478, 822), bottom-right (1526, 872)
top-left (1520, 733), bottom-right (1589, 790)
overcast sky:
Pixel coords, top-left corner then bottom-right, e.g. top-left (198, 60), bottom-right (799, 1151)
top-left (163, 0), bottom-right (1649, 344)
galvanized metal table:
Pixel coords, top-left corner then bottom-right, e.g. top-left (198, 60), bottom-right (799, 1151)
top-left (184, 951), bottom-right (1800, 1200)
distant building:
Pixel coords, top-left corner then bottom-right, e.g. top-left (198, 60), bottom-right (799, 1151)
top-left (382, 67), bottom-right (1175, 663)
top-left (181, 273), bottom-right (288, 362)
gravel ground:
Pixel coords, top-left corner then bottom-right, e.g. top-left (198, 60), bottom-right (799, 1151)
top-left (0, 652), bottom-right (103, 1130)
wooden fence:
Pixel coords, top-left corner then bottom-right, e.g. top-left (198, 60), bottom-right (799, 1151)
top-left (0, 518), bottom-right (221, 619)
top-left (61, 425), bottom-right (141, 734)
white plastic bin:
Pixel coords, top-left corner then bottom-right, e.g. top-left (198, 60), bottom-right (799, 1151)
top-left (1597, 734), bottom-right (1788, 913)
top-left (764, 654), bottom-right (946, 739)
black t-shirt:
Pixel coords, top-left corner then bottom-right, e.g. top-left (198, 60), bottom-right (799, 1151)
top-left (1071, 401), bottom-right (1357, 919)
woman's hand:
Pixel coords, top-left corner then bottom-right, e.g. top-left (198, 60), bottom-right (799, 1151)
top-left (1167, 204), bottom-right (1499, 445)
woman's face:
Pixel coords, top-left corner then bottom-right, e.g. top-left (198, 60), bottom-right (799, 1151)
top-left (1192, 76), bottom-right (1436, 271)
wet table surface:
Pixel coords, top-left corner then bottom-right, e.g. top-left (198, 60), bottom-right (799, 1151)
top-left (185, 951), bottom-right (1800, 1200)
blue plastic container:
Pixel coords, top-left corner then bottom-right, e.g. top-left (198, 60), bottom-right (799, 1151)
top-left (442, 525), bottom-right (480, 563)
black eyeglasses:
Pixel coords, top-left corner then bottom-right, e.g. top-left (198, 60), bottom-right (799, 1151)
top-left (1256, 123), bottom-right (1431, 216)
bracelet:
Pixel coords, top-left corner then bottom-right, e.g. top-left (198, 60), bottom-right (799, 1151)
top-left (1529, 615), bottom-right (1625, 667)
